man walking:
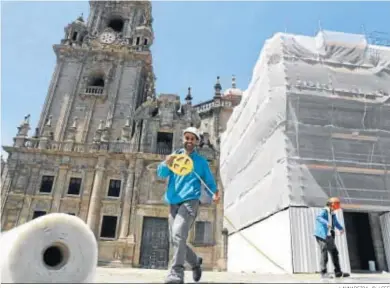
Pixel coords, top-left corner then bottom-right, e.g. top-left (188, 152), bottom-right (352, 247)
top-left (157, 127), bottom-right (220, 284)
top-left (314, 197), bottom-right (350, 279)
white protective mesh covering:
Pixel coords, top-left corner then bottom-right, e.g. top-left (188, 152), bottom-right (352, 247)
top-left (220, 30), bottom-right (390, 232)
top-left (1, 213), bottom-right (98, 283)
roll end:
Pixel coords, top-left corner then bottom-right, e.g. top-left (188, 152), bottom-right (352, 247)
top-left (42, 242), bottom-right (70, 270)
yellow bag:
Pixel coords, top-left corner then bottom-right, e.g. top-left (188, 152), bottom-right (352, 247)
top-left (167, 154), bottom-right (194, 176)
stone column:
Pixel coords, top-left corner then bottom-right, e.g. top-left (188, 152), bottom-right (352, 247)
top-left (214, 159), bottom-right (226, 271)
top-left (87, 156), bottom-right (106, 237)
top-left (0, 163), bottom-right (16, 213)
top-left (369, 213), bottom-right (389, 272)
top-left (78, 170), bottom-right (96, 221)
top-left (18, 167), bottom-right (40, 224)
top-left (128, 158), bottom-right (144, 237)
top-left (93, 9), bottom-right (102, 35)
top-left (18, 196), bottom-right (33, 225)
top-left (87, 7), bottom-right (95, 30)
top-left (119, 158), bottom-right (136, 239)
top-left (139, 120), bottom-right (149, 152)
top-left (50, 165), bottom-right (68, 212)
top-left (124, 19), bottom-right (130, 38)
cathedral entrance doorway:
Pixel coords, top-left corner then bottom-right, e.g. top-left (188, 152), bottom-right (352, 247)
top-left (139, 217), bottom-right (170, 269)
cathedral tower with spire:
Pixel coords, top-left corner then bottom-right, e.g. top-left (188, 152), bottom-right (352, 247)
top-left (1, 1), bottom-right (226, 270)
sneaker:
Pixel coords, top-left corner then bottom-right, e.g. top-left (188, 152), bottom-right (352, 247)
top-left (335, 272), bottom-right (350, 278)
top-left (192, 257), bottom-right (203, 282)
top-left (321, 273), bottom-right (334, 279)
top-left (165, 273), bottom-right (184, 284)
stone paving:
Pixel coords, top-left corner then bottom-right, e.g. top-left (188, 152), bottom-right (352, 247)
top-left (95, 267), bottom-right (390, 284)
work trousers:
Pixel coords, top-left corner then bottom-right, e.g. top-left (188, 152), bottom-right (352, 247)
top-left (168, 199), bottom-right (200, 278)
top-left (316, 233), bottom-right (342, 274)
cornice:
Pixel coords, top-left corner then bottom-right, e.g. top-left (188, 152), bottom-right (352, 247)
top-left (53, 44), bottom-right (152, 65)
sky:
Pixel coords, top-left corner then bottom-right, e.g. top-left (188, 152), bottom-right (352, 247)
top-left (2, 1), bottom-right (390, 154)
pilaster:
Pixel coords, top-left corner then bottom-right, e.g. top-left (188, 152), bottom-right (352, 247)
top-left (50, 165), bottom-right (68, 212)
top-left (58, 62), bottom-right (85, 142)
top-left (128, 157), bottom-right (144, 237)
top-left (78, 170), bottom-right (96, 221)
top-left (38, 61), bottom-right (64, 132)
top-left (119, 157), bottom-right (136, 239)
top-left (87, 156), bottom-right (107, 237)
top-left (18, 195), bottom-right (33, 225)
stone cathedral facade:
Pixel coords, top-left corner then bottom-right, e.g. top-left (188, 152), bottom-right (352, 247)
top-left (1, 1), bottom-right (241, 270)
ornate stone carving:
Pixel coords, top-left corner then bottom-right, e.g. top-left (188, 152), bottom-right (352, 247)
top-left (55, 46), bottom-right (87, 61)
top-left (102, 203), bottom-right (119, 215)
top-left (96, 156), bottom-right (106, 170)
top-left (15, 169), bottom-right (29, 191)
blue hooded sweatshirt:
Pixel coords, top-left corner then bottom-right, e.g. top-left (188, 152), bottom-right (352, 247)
top-left (157, 149), bottom-right (218, 205)
top-left (314, 207), bottom-right (344, 240)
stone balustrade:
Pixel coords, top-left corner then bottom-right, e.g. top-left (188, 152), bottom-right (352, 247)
top-left (16, 138), bottom-right (217, 160)
top-left (195, 99), bottom-right (232, 113)
top-left (85, 86), bottom-right (104, 95)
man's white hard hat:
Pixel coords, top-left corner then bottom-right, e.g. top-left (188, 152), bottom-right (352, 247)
top-left (183, 127), bottom-right (201, 140)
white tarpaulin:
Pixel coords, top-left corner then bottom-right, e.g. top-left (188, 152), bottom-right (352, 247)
top-left (220, 30), bottom-right (390, 232)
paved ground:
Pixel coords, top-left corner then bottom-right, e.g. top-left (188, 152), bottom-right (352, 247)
top-left (95, 267), bottom-right (390, 284)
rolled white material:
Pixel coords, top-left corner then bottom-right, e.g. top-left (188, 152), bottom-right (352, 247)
top-left (1, 213), bottom-right (98, 283)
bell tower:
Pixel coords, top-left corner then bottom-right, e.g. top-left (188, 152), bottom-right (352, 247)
top-left (87, 0), bottom-right (153, 48)
top-left (37, 0), bottom-right (155, 144)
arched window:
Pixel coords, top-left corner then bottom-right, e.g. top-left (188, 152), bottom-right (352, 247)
top-left (89, 77), bottom-right (105, 87)
top-left (85, 75), bottom-right (105, 95)
top-left (108, 18), bottom-right (124, 33)
top-left (72, 32), bottom-right (78, 41)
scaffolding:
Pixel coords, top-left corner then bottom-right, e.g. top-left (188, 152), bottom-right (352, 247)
top-left (220, 30), bottom-right (390, 232)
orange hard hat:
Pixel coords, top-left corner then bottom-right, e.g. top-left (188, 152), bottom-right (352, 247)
top-left (327, 197), bottom-right (341, 210)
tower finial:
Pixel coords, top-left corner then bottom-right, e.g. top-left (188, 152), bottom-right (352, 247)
top-left (214, 76), bottom-right (222, 98)
top-left (77, 13), bottom-right (84, 22)
top-left (21, 114), bottom-right (30, 126)
top-left (185, 87), bottom-right (192, 100)
top-left (232, 75), bottom-right (236, 89)
top-left (185, 87), bottom-right (193, 105)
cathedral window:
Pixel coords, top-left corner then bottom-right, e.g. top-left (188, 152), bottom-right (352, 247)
top-left (107, 179), bottom-right (121, 197)
top-left (156, 132), bottom-right (173, 155)
top-left (67, 177), bottom-right (82, 195)
top-left (72, 31), bottom-right (78, 41)
top-left (39, 175), bottom-right (55, 193)
top-left (136, 37), bottom-right (140, 45)
top-left (32, 210), bottom-right (47, 219)
top-left (100, 215), bottom-right (118, 239)
top-left (108, 18), bottom-right (124, 33)
top-left (193, 221), bottom-right (214, 245)
top-left (144, 38), bottom-right (148, 46)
